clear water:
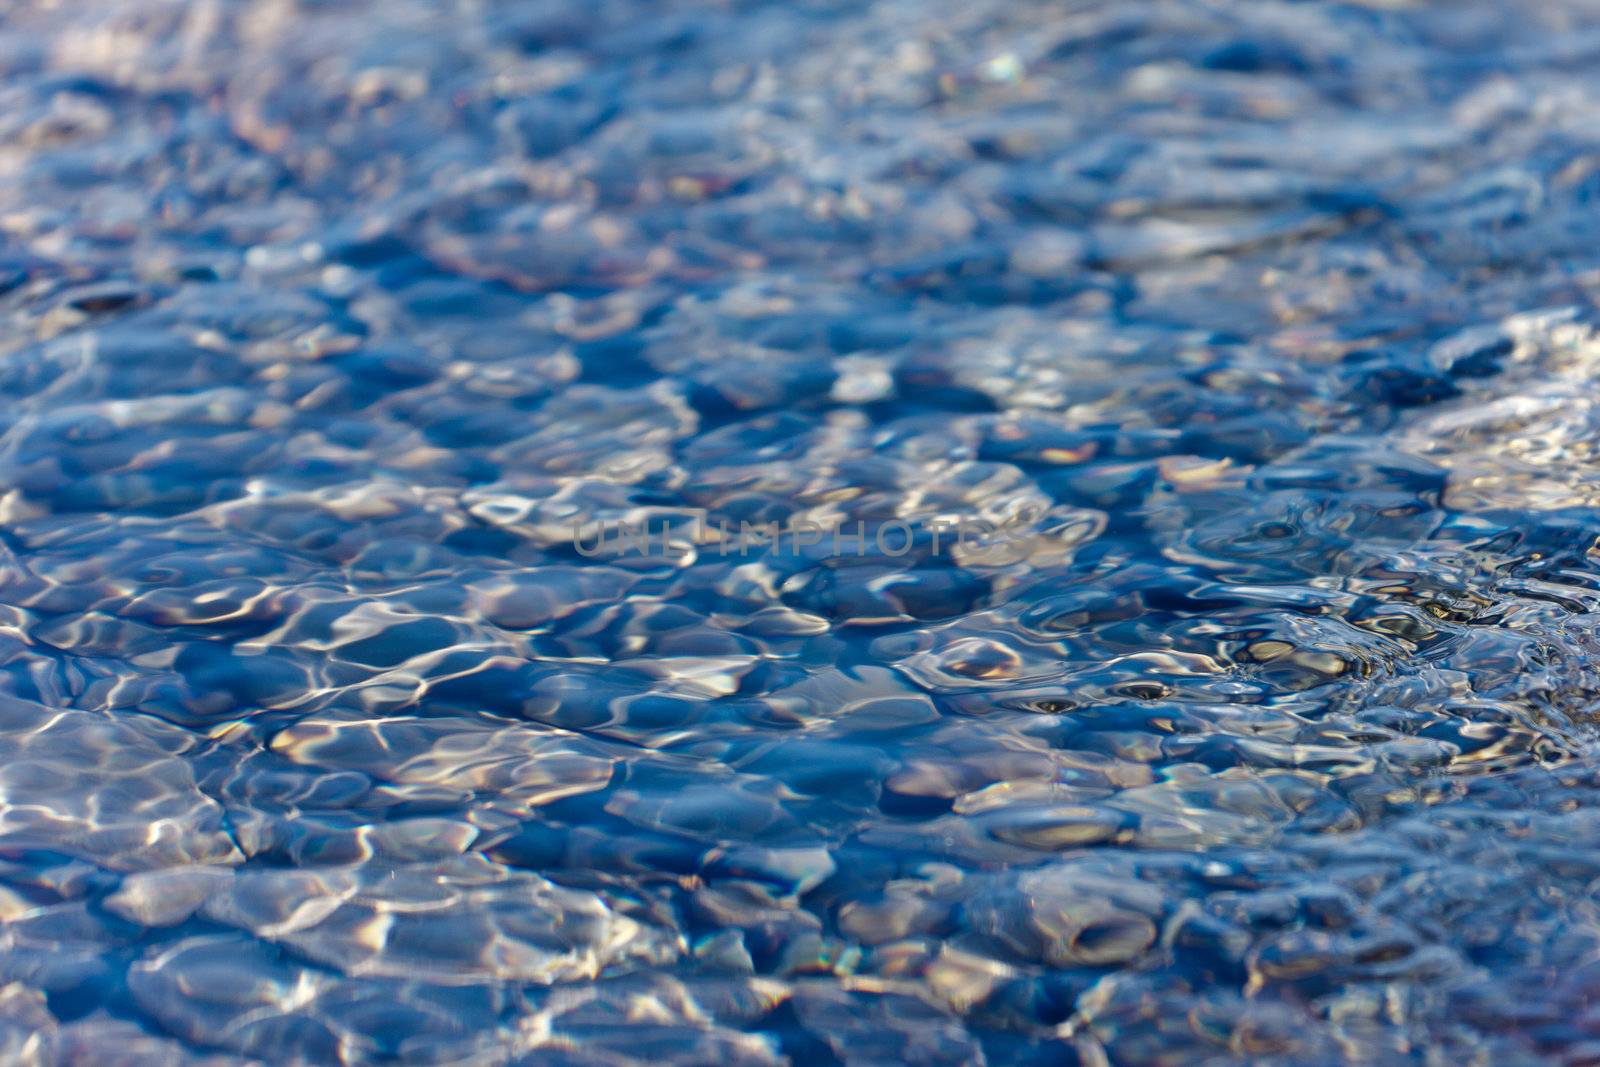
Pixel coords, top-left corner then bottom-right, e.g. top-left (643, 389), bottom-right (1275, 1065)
top-left (2, 0), bottom-right (1600, 1063)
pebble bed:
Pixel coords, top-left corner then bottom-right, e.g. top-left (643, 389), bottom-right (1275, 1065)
top-left (2, 1), bottom-right (1600, 1063)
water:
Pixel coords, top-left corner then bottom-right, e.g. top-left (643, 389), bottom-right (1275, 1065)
top-left (2, 0), bottom-right (1600, 1062)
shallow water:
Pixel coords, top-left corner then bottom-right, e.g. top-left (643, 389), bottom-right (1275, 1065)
top-left (3, 0), bottom-right (1600, 1063)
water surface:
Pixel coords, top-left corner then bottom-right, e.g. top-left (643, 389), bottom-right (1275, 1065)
top-left (2, 1), bottom-right (1600, 1063)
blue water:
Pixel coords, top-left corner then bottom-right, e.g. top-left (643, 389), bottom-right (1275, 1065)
top-left (4, 0), bottom-right (1600, 1062)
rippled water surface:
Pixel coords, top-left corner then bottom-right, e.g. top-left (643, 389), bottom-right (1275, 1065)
top-left (6, 0), bottom-right (1600, 1062)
